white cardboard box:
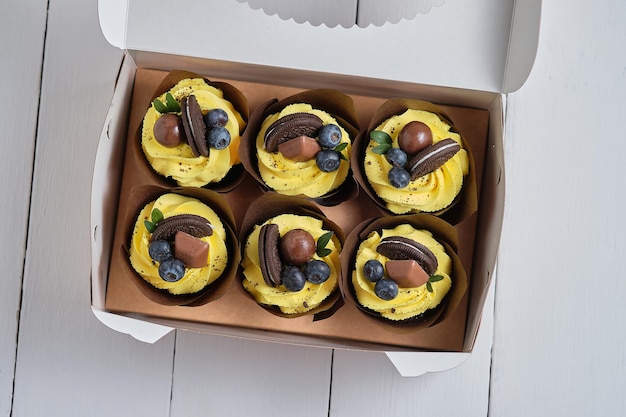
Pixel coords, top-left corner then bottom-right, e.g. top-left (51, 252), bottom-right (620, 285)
top-left (91, 0), bottom-right (541, 376)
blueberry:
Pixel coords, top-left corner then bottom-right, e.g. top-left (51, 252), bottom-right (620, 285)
top-left (281, 266), bottom-right (306, 292)
top-left (158, 258), bottom-right (186, 282)
top-left (363, 259), bottom-right (384, 282)
top-left (206, 126), bottom-right (231, 150)
top-left (203, 108), bottom-right (228, 128)
top-left (318, 124), bottom-right (342, 149)
top-left (316, 149), bottom-right (342, 172)
top-left (148, 240), bottom-right (172, 262)
top-left (374, 278), bottom-right (399, 300)
top-left (385, 148), bottom-right (408, 167)
top-left (388, 166), bottom-right (410, 188)
top-left (304, 260), bottom-right (331, 284)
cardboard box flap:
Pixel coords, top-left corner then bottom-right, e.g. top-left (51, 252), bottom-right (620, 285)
top-left (98, 0), bottom-right (540, 93)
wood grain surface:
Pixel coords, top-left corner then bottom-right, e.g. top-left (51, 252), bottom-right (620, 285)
top-left (3, 0), bottom-right (626, 416)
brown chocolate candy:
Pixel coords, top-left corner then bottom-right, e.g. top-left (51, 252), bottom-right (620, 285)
top-left (398, 121), bottom-right (432, 155)
top-left (258, 223), bottom-right (283, 287)
top-left (376, 236), bottom-right (438, 275)
top-left (181, 95), bottom-right (209, 157)
top-left (385, 259), bottom-right (429, 288)
top-left (407, 138), bottom-right (461, 180)
top-left (264, 112), bottom-right (323, 153)
top-left (174, 231), bottom-right (209, 268)
top-left (277, 136), bottom-right (322, 162)
top-left (280, 229), bottom-right (316, 265)
top-left (153, 113), bottom-right (184, 147)
top-left (150, 214), bottom-right (213, 242)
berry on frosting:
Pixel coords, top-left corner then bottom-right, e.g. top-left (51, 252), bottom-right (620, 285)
top-left (304, 260), bottom-right (331, 284)
top-left (363, 259), bottom-right (384, 282)
top-left (316, 149), bottom-right (342, 172)
top-left (206, 126), bottom-right (231, 150)
top-left (158, 258), bottom-right (186, 282)
top-left (281, 266), bottom-right (307, 292)
top-left (374, 278), bottom-right (399, 300)
top-left (318, 124), bottom-right (342, 149)
top-left (204, 108), bottom-right (229, 128)
top-left (148, 240), bottom-right (172, 262)
top-left (388, 166), bottom-right (410, 189)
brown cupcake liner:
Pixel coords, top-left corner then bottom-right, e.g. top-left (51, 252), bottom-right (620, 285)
top-left (238, 192), bottom-right (346, 320)
top-left (239, 89), bottom-right (360, 206)
top-left (117, 185), bottom-right (240, 307)
top-left (137, 70), bottom-right (250, 192)
top-left (339, 213), bottom-right (468, 333)
top-left (351, 98), bottom-right (478, 225)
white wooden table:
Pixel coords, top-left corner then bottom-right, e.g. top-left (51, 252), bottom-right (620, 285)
top-left (2, 0), bottom-right (625, 416)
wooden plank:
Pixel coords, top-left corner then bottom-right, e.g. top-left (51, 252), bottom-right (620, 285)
top-left (170, 332), bottom-right (332, 417)
top-left (490, 0), bottom-right (626, 415)
top-left (330, 281), bottom-right (494, 416)
top-left (0, 2), bottom-right (48, 415)
top-left (10, 0), bottom-right (176, 416)
top-left (238, 0), bottom-right (358, 27)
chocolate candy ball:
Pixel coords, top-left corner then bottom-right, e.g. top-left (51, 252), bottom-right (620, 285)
top-left (398, 121), bottom-right (432, 155)
top-left (280, 229), bottom-right (316, 265)
top-left (153, 113), bottom-right (184, 147)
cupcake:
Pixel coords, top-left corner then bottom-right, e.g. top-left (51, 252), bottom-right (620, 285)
top-left (127, 187), bottom-right (239, 306)
top-left (140, 70), bottom-right (248, 190)
top-left (240, 89), bottom-right (359, 206)
top-left (341, 214), bottom-right (467, 328)
top-left (239, 193), bottom-right (345, 317)
top-left (353, 98), bottom-right (477, 223)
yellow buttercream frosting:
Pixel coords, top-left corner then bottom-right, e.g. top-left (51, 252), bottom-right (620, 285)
top-left (364, 109), bottom-right (469, 214)
top-left (242, 214), bottom-right (341, 314)
top-left (256, 104), bottom-right (351, 198)
top-left (142, 78), bottom-right (246, 187)
top-left (352, 224), bottom-right (452, 321)
top-left (129, 193), bottom-right (229, 295)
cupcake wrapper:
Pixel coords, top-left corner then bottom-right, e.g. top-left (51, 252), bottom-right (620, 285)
top-left (137, 70), bottom-right (249, 192)
top-left (339, 213), bottom-right (468, 333)
top-left (351, 98), bottom-right (478, 225)
top-left (118, 185), bottom-right (240, 307)
top-left (239, 90), bottom-right (360, 206)
top-left (238, 192), bottom-right (346, 320)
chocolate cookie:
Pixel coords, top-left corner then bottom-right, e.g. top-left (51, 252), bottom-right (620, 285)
top-left (258, 223), bottom-right (283, 287)
top-left (264, 112), bottom-right (323, 153)
top-left (150, 214), bottom-right (213, 242)
top-left (376, 236), bottom-right (438, 275)
top-left (407, 138), bottom-right (460, 180)
top-left (181, 95), bottom-right (209, 157)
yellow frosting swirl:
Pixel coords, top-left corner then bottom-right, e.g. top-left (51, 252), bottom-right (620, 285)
top-left (242, 214), bottom-right (341, 314)
top-left (364, 109), bottom-right (469, 214)
top-left (256, 104), bottom-right (351, 198)
top-left (352, 224), bottom-right (452, 321)
top-left (129, 193), bottom-right (229, 295)
top-left (142, 78), bottom-right (246, 187)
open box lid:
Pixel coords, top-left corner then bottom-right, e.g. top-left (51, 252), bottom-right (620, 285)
top-left (98, 0), bottom-right (540, 94)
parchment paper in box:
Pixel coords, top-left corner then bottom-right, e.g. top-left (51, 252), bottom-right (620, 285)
top-left (104, 68), bottom-right (489, 352)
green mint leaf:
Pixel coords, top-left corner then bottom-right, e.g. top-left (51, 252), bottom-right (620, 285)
top-left (165, 93), bottom-right (181, 112)
top-left (372, 143), bottom-right (392, 154)
top-left (426, 282), bottom-right (433, 293)
top-left (429, 274), bottom-right (444, 283)
top-left (334, 142), bottom-right (348, 152)
top-left (316, 231), bottom-right (334, 257)
top-left (153, 98), bottom-right (168, 113)
top-left (144, 220), bottom-right (156, 233)
top-left (370, 130), bottom-right (392, 145)
top-left (151, 208), bottom-right (164, 224)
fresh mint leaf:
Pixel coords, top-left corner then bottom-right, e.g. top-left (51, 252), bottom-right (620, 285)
top-left (316, 231), bottom-right (334, 257)
top-left (370, 130), bottom-right (392, 145)
top-left (153, 98), bottom-right (168, 113)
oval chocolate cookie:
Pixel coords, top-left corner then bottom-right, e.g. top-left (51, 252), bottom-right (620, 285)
top-left (264, 112), bottom-right (323, 153)
top-left (181, 95), bottom-right (209, 157)
top-left (376, 236), bottom-right (438, 275)
top-left (258, 223), bottom-right (283, 287)
top-left (407, 138), bottom-right (460, 180)
top-left (150, 214), bottom-right (213, 242)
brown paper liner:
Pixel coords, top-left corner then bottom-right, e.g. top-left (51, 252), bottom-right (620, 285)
top-left (351, 98), bottom-right (478, 225)
top-left (339, 214), bottom-right (467, 333)
top-left (238, 192), bottom-right (346, 320)
top-left (118, 185), bottom-right (240, 307)
top-left (137, 70), bottom-right (250, 192)
top-left (239, 90), bottom-right (360, 206)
